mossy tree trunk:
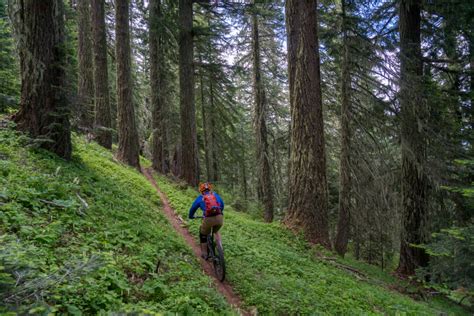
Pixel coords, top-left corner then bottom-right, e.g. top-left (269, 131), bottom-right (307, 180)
top-left (179, 0), bottom-right (199, 186)
top-left (285, 0), bottom-right (330, 248)
top-left (150, 0), bottom-right (167, 173)
top-left (252, 10), bottom-right (274, 223)
top-left (77, 0), bottom-right (94, 130)
top-left (397, 0), bottom-right (429, 276)
top-left (115, 0), bottom-right (140, 169)
top-left (13, 0), bottom-right (72, 159)
top-left (91, 0), bottom-right (112, 149)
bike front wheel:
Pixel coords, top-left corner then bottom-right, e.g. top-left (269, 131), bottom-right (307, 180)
top-left (213, 243), bottom-right (226, 282)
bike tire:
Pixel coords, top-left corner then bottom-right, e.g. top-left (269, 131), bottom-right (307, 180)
top-left (207, 235), bottom-right (215, 257)
top-left (213, 243), bottom-right (226, 282)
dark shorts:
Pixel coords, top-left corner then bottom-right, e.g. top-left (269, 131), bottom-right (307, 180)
top-left (200, 214), bottom-right (223, 235)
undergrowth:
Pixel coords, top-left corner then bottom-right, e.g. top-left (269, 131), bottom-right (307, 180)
top-left (0, 128), bottom-right (232, 315)
top-left (155, 174), bottom-right (469, 315)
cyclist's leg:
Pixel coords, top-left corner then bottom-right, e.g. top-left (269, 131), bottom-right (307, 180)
top-left (211, 215), bottom-right (224, 247)
top-left (200, 220), bottom-right (212, 259)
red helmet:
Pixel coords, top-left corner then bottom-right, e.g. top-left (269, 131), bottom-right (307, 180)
top-left (199, 182), bottom-right (212, 194)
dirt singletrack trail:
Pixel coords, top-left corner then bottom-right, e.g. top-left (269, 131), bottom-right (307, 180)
top-left (142, 168), bottom-right (252, 316)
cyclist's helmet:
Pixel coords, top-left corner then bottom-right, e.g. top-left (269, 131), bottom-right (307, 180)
top-left (199, 182), bottom-right (212, 194)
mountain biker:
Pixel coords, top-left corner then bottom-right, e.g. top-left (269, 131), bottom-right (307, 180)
top-left (189, 182), bottom-right (224, 260)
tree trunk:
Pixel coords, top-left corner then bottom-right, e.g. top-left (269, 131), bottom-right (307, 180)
top-left (13, 0), bottom-right (72, 159)
top-left (209, 77), bottom-right (218, 181)
top-left (150, 0), bottom-right (165, 172)
top-left (241, 142), bottom-right (248, 201)
top-left (397, 0), bottom-right (429, 276)
top-left (179, 0), bottom-right (199, 186)
top-left (286, 0), bottom-right (301, 114)
top-left (115, 0), bottom-right (140, 169)
top-left (335, 0), bottom-right (351, 257)
top-left (77, 0), bottom-right (94, 130)
top-left (285, 0), bottom-right (330, 248)
top-left (199, 65), bottom-right (212, 181)
top-left (252, 10), bottom-right (274, 223)
top-left (91, 0), bottom-right (112, 149)
top-left (468, 33), bottom-right (474, 136)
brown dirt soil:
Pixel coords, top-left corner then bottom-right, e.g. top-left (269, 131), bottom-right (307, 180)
top-left (142, 168), bottom-right (252, 316)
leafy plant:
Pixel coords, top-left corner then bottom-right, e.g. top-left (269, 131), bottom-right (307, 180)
top-left (0, 129), bottom-right (231, 314)
top-left (155, 173), bottom-right (470, 315)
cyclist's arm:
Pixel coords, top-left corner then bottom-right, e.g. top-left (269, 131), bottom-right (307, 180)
top-left (189, 196), bottom-right (202, 219)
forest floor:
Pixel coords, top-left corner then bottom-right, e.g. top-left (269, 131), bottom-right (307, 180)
top-left (0, 126), bottom-right (469, 315)
top-left (142, 167), bottom-right (250, 315)
top-left (152, 172), bottom-right (470, 315)
top-left (0, 127), bottom-right (234, 315)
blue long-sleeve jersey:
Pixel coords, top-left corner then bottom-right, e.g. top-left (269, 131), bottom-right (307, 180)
top-left (188, 191), bottom-right (224, 218)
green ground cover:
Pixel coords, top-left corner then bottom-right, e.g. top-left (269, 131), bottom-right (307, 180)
top-left (155, 175), bottom-right (469, 315)
top-left (0, 128), bottom-right (232, 315)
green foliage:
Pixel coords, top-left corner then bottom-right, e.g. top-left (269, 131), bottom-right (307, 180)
top-left (154, 174), bottom-right (469, 315)
top-left (0, 1), bottom-right (20, 113)
top-left (0, 128), bottom-right (231, 314)
top-left (417, 160), bottom-right (474, 307)
top-left (419, 225), bottom-right (474, 306)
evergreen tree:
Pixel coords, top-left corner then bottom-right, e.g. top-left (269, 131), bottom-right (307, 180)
top-left (397, 0), bottom-right (429, 275)
top-left (285, 0), bottom-right (330, 248)
top-left (335, 0), bottom-right (352, 257)
top-left (0, 0), bottom-right (20, 112)
top-left (149, 0), bottom-right (167, 173)
top-left (179, 0), bottom-right (199, 185)
top-left (115, 0), bottom-right (140, 169)
top-left (91, 0), bottom-right (112, 148)
top-left (251, 8), bottom-right (274, 222)
top-left (11, 0), bottom-right (72, 159)
top-left (77, 0), bottom-right (94, 130)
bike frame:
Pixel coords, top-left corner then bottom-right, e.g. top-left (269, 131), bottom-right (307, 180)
top-left (192, 216), bottom-right (226, 281)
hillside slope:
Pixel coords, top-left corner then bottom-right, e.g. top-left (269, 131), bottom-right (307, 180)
top-left (154, 175), bottom-right (468, 315)
top-left (0, 128), bottom-right (231, 315)
top-left (0, 127), bottom-right (468, 315)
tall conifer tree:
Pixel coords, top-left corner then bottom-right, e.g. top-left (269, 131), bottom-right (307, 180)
top-left (179, 0), bottom-right (199, 185)
top-left (91, 0), bottom-right (112, 149)
top-left (285, 0), bottom-right (330, 248)
top-left (115, 0), bottom-right (140, 169)
top-left (12, 0), bottom-right (71, 159)
top-left (398, 0), bottom-right (429, 275)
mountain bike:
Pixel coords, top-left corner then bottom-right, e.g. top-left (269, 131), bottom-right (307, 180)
top-left (194, 216), bottom-right (226, 282)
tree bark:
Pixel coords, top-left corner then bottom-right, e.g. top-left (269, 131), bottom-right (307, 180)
top-left (335, 0), bottom-right (351, 257)
top-left (209, 77), bottom-right (218, 181)
top-left (115, 0), bottom-right (140, 169)
top-left (252, 10), bottom-right (274, 222)
top-left (285, 0), bottom-right (330, 248)
top-left (77, 0), bottom-right (94, 130)
top-left (199, 65), bottom-right (211, 181)
top-left (469, 33), bottom-right (474, 134)
top-left (91, 0), bottom-right (112, 148)
top-left (240, 124), bottom-right (248, 201)
top-left (285, 0), bottom-right (301, 113)
top-left (397, 0), bottom-right (429, 276)
top-left (179, 0), bottom-right (199, 186)
top-left (13, 0), bottom-right (72, 159)
top-left (150, 0), bottom-right (166, 172)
